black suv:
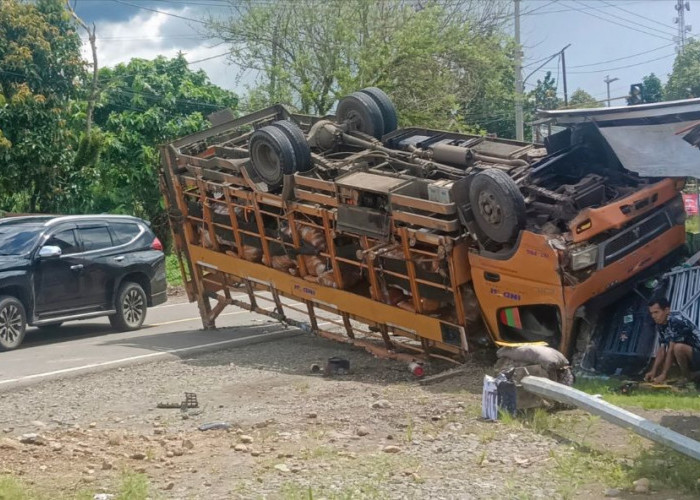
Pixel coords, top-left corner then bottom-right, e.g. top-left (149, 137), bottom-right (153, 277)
top-left (0, 215), bottom-right (167, 350)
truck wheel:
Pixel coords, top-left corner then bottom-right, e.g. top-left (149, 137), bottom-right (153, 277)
top-left (336, 91), bottom-right (385, 139)
top-left (109, 282), bottom-right (147, 331)
top-left (249, 125), bottom-right (298, 187)
top-left (271, 120), bottom-right (313, 172)
top-left (360, 87), bottom-right (398, 134)
top-left (0, 296), bottom-right (26, 351)
top-left (468, 169), bottom-right (526, 244)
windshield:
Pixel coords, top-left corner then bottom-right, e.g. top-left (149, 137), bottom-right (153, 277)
top-left (0, 224), bottom-right (44, 256)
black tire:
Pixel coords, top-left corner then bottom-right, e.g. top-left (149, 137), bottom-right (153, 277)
top-left (360, 87), bottom-right (398, 134)
top-left (109, 282), bottom-right (147, 332)
top-left (468, 169), bottom-right (526, 244)
top-left (336, 91), bottom-right (385, 139)
top-left (271, 120), bottom-right (313, 173)
top-left (0, 296), bottom-right (26, 351)
top-left (248, 125), bottom-right (298, 187)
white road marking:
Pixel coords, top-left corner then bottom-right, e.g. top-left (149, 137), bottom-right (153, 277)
top-left (0, 321), bottom-right (331, 388)
top-left (148, 302), bottom-right (304, 327)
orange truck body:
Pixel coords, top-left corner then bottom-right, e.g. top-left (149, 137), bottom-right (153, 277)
top-left (160, 104), bottom-right (687, 363)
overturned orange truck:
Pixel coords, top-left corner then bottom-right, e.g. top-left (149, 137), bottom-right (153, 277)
top-left (160, 90), bottom-right (700, 363)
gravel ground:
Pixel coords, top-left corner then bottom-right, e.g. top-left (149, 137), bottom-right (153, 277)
top-left (0, 331), bottom-right (697, 500)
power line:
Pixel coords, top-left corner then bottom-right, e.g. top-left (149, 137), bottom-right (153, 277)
top-left (567, 52), bottom-right (676, 74)
top-left (110, 0), bottom-right (208, 24)
top-left (568, 43), bottom-right (675, 68)
top-left (565, 1), bottom-right (675, 41)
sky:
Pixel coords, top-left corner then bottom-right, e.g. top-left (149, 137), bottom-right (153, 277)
top-left (70, 0), bottom-right (700, 108)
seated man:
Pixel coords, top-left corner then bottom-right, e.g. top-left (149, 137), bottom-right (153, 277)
top-left (645, 297), bottom-right (700, 384)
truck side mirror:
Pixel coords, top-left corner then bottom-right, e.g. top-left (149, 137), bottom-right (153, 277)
top-left (38, 245), bottom-right (62, 259)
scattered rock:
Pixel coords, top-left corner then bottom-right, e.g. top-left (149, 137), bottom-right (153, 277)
top-left (633, 478), bottom-right (650, 494)
top-left (604, 488), bottom-right (621, 497)
top-left (50, 442), bottom-right (63, 452)
top-left (154, 429), bottom-right (165, 435)
top-left (386, 434), bottom-right (394, 440)
top-left (39, 465), bottom-right (47, 472)
top-left (182, 439), bottom-right (194, 450)
top-left (382, 445), bottom-right (401, 454)
top-left (274, 464), bottom-right (290, 473)
top-left (101, 460), bottom-right (114, 471)
top-left (251, 450), bottom-right (261, 457)
top-left (172, 449), bottom-right (184, 457)
top-left (240, 435), bottom-right (254, 444)
top-left (233, 444), bottom-right (248, 452)
top-left (19, 434), bottom-right (46, 446)
top-left (130, 452), bottom-right (147, 460)
top-left (371, 400), bottom-right (391, 409)
top-left (165, 451), bottom-right (174, 458)
top-left (163, 482), bottom-right (174, 491)
top-left (31, 421), bottom-right (47, 428)
top-left (89, 422), bottom-right (97, 429)
top-left (93, 494), bottom-right (115, 500)
top-left (2, 428), bottom-right (13, 433)
top-left (0, 438), bottom-right (22, 450)
top-left (356, 426), bottom-right (370, 437)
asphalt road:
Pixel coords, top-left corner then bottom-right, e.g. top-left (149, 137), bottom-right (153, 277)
top-left (0, 293), bottom-right (317, 388)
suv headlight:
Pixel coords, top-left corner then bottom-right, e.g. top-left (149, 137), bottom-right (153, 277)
top-left (570, 245), bottom-right (598, 271)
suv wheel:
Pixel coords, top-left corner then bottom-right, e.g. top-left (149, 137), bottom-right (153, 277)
top-left (0, 296), bottom-right (27, 351)
top-left (109, 282), bottom-right (147, 331)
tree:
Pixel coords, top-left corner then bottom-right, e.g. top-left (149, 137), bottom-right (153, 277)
top-left (0, 0), bottom-right (86, 213)
top-left (529, 71), bottom-right (561, 111)
top-left (568, 88), bottom-right (599, 109)
top-left (205, 0), bottom-right (515, 134)
top-left (90, 54), bottom-right (238, 241)
top-left (641, 73), bottom-right (663, 103)
top-left (665, 39), bottom-right (700, 100)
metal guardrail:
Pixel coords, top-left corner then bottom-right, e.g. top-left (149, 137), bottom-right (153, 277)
top-left (664, 266), bottom-right (700, 326)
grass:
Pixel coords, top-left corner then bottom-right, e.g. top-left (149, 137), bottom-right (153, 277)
top-left (165, 253), bottom-right (183, 286)
top-left (0, 471), bottom-right (151, 500)
top-left (575, 377), bottom-right (700, 411)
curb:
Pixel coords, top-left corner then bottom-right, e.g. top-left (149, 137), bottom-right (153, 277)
top-left (0, 328), bottom-right (300, 394)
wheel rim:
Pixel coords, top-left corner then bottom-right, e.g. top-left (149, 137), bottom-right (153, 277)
top-left (0, 304), bottom-right (23, 346)
top-left (251, 140), bottom-right (282, 184)
top-left (478, 190), bottom-right (503, 226)
top-left (123, 289), bottom-right (144, 327)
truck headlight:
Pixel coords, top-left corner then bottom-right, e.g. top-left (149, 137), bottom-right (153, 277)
top-left (570, 245), bottom-right (598, 271)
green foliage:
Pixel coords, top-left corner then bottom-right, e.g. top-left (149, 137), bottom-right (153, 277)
top-left (207, 0), bottom-right (515, 135)
top-left (166, 253), bottom-right (184, 286)
top-left (115, 471), bottom-right (150, 500)
top-left (665, 40), bottom-right (700, 100)
top-left (641, 73), bottom-right (663, 103)
top-left (89, 54), bottom-right (238, 241)
top-left (529, 71), bottom-right (561, 111)
top-left (0, 0), bottom-right (86, 213)
top-left (0, 475), bottom-right (29, 500)
top-left (575, 378), bottom-right (700, 411)
top-left (568, 88), bottom-right (599, 109)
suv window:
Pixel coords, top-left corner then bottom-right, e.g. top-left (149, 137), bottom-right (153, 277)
top-left (46, 229), bottom-right (79, 255)
top-left (110, 222), bottom-right (142, 245)
top-left (80, 227), bottom-right (113, 251)
top-left (0, 224), bottom-right (44, 256)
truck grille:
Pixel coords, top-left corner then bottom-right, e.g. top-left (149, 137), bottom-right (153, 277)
top-left (598, 210), bottom-right (672, 268)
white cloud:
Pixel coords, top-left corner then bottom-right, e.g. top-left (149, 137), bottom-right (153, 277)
top-left (81, 7), bottom-right (248, 92)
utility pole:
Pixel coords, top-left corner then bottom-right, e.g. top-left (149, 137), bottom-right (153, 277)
top-left (674, 0), bottom-right (691, 53)
top-left (604, 75), bottom-right (619, 107)
top-left (561, 48), bottom-right (568, 106)
top-left (514, 0), bottom-right (524, 141)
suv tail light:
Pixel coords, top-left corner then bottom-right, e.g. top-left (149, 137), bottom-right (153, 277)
top-left (151, 237), bottom-right (163, 252)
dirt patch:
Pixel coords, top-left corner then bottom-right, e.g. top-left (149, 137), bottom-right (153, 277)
top-left (0, 334), bottom-right (698, 499)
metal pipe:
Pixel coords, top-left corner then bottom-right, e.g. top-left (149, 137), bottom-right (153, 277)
top-left (521, 376), bottom-right (700, 461)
